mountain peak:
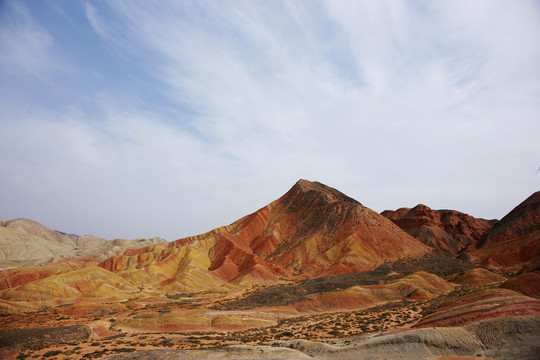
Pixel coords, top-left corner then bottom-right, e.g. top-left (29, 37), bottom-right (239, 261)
top-left (290, 179), bottom-right (361, 206)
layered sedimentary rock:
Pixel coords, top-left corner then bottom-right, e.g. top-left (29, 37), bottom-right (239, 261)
top-left (294, 271), bottom-right (454, 312)
top-left (99, 180), bottom-right (430, 294)
top-left (414, 288), bottom-right (540, 328)
top-left (0, 218), bottom-right (78, 247)
top-left (471, 191), bottom-right (540, 271)
top-left (1, 265), bottom-right (138, 303)
top-left (113, 314), bottom-right (275, 333)
top-left (447, 268), bottom-right (506, 286)
top-left (0, 226), bottom-right (75, 264)
top-left (0, 217), bottom-right (167, 271)
top-left (501, 272), bottom-right (540, 299)
top-left (382, 205), bottom-right (495, 255)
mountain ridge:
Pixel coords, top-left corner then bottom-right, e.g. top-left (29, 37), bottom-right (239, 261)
top-left (0, 180), bottom-right (539, 359)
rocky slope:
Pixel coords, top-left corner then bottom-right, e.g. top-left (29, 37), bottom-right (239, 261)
top-left (381, 205), bottom-right (496, 255)
top-left (0, 226), bottom-right (75, 265)
top-left (1, 181), bottom-right (539, 360)
top-left (0, 218), bottom-right (166, 267)
top-left (98, 180), bottom-right (430, 295)
top-left (471, 191), bottom-right (540, 272)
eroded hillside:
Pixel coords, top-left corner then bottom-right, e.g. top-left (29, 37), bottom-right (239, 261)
top-left (0, 181), bottom-right (538, 360)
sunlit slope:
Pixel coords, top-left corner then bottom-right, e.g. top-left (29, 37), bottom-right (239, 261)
top-left (1, 265), bottom-right (137, 302)
top-left (99, 180), bottom-right (430, 293)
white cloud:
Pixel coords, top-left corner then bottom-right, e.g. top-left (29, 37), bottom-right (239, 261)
top-left (1, 1), bottom-right (539, 239)
top-left (103, 0), bottom-right (540, 212)
top-left (85, 2), bottom-right (112, 40)
top-left (0, 3), bottom-right (59, 77)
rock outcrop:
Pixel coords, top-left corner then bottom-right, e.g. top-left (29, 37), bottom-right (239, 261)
top-left (382, 205), bottom-right (495, 255)
top-left (414, 288), bottom-right (540, 328)
top-left (471, 191), bottom-right (540, 272)
top-left (501, 272), bottom-right (540, 299)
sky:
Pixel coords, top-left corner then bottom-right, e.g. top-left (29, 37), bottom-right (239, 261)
top-left (1, 0), bottom-right (539, 241)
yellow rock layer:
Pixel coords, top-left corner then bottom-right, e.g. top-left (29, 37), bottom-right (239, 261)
top-left (1, 265), bottom-right (137, 302)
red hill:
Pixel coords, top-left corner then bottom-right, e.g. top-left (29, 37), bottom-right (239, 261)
top-left (472, 191), bottom-right (540, 272)
top-left (99, 180), bottom-right (431, 293)
top-left (382, 205), bottom-right (496, 256)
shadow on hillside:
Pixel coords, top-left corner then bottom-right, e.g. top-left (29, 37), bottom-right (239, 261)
top-left (212, 254), bottom-right (476, 310)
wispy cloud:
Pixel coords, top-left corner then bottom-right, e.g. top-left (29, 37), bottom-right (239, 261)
top-left (1, 0), bottom-right (539, 239)
top-left (0, 3), bottom-right (59, 77)
top-left (85, 2), bottom-right (112, 41)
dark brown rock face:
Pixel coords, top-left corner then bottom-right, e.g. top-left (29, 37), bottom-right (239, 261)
top-left (479, 192), bottom-right (540, 247)
top-left (382, 205), bottom-right (496, 256)
top-left (472, 191), bottom-right (540, 271)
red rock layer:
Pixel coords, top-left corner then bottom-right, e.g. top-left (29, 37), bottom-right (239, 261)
top-left (501, 273), bottom-right (540, 299)
top-left (382, 205), bottom-right (495, 256)
top-left (99, 180), bottom-right (431, 292)
top-left (472, 192), bottom-right (540, 271)
top-left (480, 192), bottom-right (540, 247)
top-left (413, 289), bottom-right (540, 328)
top-left (0, 259), bottom-right (94, 291)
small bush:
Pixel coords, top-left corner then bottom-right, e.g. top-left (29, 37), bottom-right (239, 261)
top-left (42, 350), bottom-right (62, 357)
top-left (116, 348), bottom-right (136, 353)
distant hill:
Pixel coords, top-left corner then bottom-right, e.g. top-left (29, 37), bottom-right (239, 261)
top-left (0, 218), bottom-right (166, 268)
top-left (381, 205), bottom-right (496, 256)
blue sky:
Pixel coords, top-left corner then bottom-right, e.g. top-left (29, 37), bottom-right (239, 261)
top-left (1, 0), bottom-right (539, 240)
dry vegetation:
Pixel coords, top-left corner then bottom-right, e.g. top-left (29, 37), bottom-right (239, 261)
top-left (3, 261), bottom-right (503, 360)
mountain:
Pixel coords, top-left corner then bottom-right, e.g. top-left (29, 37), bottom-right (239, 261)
top-left (0, 218), bottom-right (167, 266)
top-left (381, 205), bottom-right (496, 256)
top-left (99, 179), bottom-right (431, 294)
top-left (1, 182), bottom-right (539, 360)
top-left (0, 218), bottom-right (79, 247)
top-left (471, 191), bottom-right (540, 272)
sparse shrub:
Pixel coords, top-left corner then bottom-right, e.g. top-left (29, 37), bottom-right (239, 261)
top-left (280, 331), bottom-right (293, 337)
top-left (116, 348), bottom-right (136, 353)
top-left (90, 342), bottom-right (101, 346)
top-left (42, 350), bottom-right (62, 357)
